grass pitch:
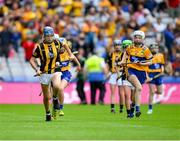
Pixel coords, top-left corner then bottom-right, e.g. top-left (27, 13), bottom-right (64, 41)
top-left (0, 104), bottom-right (179, 140)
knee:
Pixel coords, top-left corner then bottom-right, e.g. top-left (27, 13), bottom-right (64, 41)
top-left (53, 83), bottom-right (62, 91)
top-left (58, 86), bottom-right (64, 92)
top-left (43, 95), bottom-right (51, 101)
top-left (156, 90), bottom-right (162, 95)
top-left (150, 91), bottom-right (155, 95)
top-left (135, 86), bottom-right (142, 93)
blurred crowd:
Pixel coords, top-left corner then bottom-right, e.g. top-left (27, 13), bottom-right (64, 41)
top-left (0, 0), bottom-right (180, 76)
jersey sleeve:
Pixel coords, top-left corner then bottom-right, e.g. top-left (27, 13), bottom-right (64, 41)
top-left (125, 46), bottom-right (131, 55)
top-left (160, 54), bottom-right (165, 65)
top-left (144, 48), bottom-right (153, 60)
top-left (32, 44), bottom-right (40, 58)
top-left (61, 39), bottom-right (68, 46)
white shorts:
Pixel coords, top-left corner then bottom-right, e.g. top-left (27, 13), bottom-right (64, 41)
top-left (108, 72), bottom-right (132, 87)
top-left (39, 72), bottom-right (62, 85)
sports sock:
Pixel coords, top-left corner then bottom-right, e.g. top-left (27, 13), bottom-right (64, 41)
top-left (120, 105), bottom-right (123, 110)
top-left (46, 111), bottom-right (51, 115)
top-left (135, 105), bottom-right (140, 112)
top-left (149, 104), bottom-right (153, 110)
top-left (127, 109), bottom-right (131, 115)
top-left (111, 104), bottom-right (115, 109)
top-left (53, 96), bottom-right (59, 109)
top-left (130, 103), bottom-right (135, 113)
top-left (59, 104), bottom-right (64, 110)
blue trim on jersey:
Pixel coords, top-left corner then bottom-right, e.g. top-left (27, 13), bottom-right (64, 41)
top-left (58, 37), bottom-right (65, 42)
top-left (128, 68), bottom-right (146, 84)
top-left (149, 63), bottom-right (162, 69)
top-left (129, 56), bottom-right (147, 62)
top-left (60, 61), bottom-right (70, 67)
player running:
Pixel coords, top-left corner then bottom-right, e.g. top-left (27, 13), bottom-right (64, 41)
top-left (106, 39), bottom-right (132, 118)
top-left (146, 42), bottom-right (165, 114)
top-left (52, 34), bottom-right (81, 119)
top-left (119, 30), bottom-right (153, 117)
top-left (30, 26), bottom-right (75, 121)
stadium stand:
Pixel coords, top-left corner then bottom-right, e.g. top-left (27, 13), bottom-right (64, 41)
top-left (0, 0), bottom-right (179, 82)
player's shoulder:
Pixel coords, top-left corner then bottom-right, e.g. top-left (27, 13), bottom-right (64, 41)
top-left (59, 37), bottom-right (66, 42)
top-left (32, 43), bottom-right (41, 54)
top-left (34, 42), bottom-right (41, 49)
top-left (142, 45), bottom-right (148, 50)
top-left (126, 44), bottom-right (133, 51)
top-left (55, 37), bottom-right (66, 43)
top-left (157, 53), bottom-right (164, 57)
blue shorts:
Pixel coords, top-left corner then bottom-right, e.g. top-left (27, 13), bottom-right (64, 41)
top-left (149, 72), bottom-right (163, 85)
top-left (61, 70), bottom-right (72, 82)
top-left (128, 68), bottom-right (146, 84)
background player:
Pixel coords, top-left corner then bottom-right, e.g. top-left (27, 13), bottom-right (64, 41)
top-left (147, 42), bottom-right (165, 114)
top-left (52, 34), bottom-right (81, 119)
top-left (106, 39), bottom-right (132, 117)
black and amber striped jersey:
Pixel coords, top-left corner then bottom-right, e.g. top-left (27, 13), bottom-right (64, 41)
top-left (106, 51), bottom-right (123, 73)
top-left (32, 39), bottom-right (62, 74)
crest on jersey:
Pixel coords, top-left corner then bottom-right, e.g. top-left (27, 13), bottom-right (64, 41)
top-left (48, 52), bottom-right (54, 58)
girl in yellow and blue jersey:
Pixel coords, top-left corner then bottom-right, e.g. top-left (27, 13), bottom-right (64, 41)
top-left (147, 42), bottom-right (165, 114)
top-left (120, 30), bottom-right (153, 117)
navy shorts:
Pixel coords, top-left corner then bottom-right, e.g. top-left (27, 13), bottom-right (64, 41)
top-left (149, 72), bottom-right (163, 85)
top-left (61, 70), bottom-right (72, 82)
top-left (128, 68), bottom-right (147, 84)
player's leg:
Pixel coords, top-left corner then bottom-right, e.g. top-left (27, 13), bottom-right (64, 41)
top-left (156, 84), bottom-right (163, 94)
top-left (155, 76), bottom-right (163, 95)
top-left (41, 84), bottom-right (52, 121)
top-left (108, 73), bottom-right (117, 113)
top-left (128, 74), bottom-right (142, 117)
top-left (51, 72), bottom-right (62, 118)
top-left (147, 84), bottom-right (155, 114)
top-left (110, 84), bottom-right (116, 113)
top-left (118, 86), bottom-right (125, 113)
top-left (58, 79), bottom-right (69, 116)
top-left (130, 89), bottom-right (135, 116)
top-left (39, 74), bottom-right (54, 121)
top-left (51, 82), bottom-right (61, 119)
top-left (51, 82), bottom-right (59, 108)
top-left (123, 85), bottom-right (131, 118)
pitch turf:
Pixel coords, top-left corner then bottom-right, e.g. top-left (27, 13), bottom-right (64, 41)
top-left (0, 104), bottom-right (179, 140)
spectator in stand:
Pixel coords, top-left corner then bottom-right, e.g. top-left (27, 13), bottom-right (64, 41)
top-left (22, 38), bottom-right (36, 62)
top-left (0, 19), bottom-right (12, 58)
top-left (172, 32), bottom-right (180, 76)
top-left (172, 54), bottom-right (180, 76)
top-left (0, 0), bottom-right (179, 83)
top-left (165, 0), bottom-right (180, 18)
top-left (164, 23), bottom-right (175, 62)
top-left (153, 17), bottom-right (167, 33)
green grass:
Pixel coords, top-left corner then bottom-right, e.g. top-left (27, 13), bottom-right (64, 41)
top-left (0, 104), bottom-right (180, 140)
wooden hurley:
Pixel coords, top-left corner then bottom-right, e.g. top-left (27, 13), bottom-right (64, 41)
top-left (145, 73), bottom-right (164, 83)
